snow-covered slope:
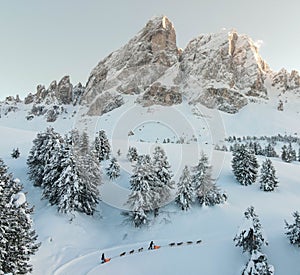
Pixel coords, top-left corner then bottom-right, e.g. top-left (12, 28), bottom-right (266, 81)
top-left (1, 94), bottom-right (300, 274)
top-left (2, 15), bottom-right (300, 275)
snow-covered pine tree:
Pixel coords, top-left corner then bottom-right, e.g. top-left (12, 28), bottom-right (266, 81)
top-left (281, 143), bottom-right (296, 162)
top-left (285, 211), bottom-right (300, 246)
top-left (281, 145), bottom-right (288, 162)
top-left (152, 146), bottom-right (175, 206)
top-left (234, 206), bottom-right (267, 254)
top-left (232, 144), bottom-right (259, 186)
top-left (11, 148), bottom-right (20, 159)
top-left (41, 140), bottom-right (64, 204)
top-left (106, 157), bottom-right (121, 180)
top-left (127, 146), bottom-right (138, 162)
top-left (77, 150), bottom-right (101, 215)
top-left (193, 153), bottom-right (227, 206)
top-left (263, 143), bottom-right (278, 158)
top-left (289, 143), bottom-right (297, 162)
top-left (0, 159), bottom-right (40, 274)
top-left (175, 165), bottom-right (193, 211)
top-left (53, 130), bottom-right (101, 215)
top-left (259, 159), bottom-right (279, 192)
top-left (242, 251), bottom-right (274, 275)
top-left (253, 142), bottom-right (263, 156)
top-left (94, 130), bottom-right (111, 162)
top-left (79, 131), bottom-right (90, 155)
top-left (27, 127), bottom-right (63, 186)
top-left (125, 155), bottom-right (157, 227)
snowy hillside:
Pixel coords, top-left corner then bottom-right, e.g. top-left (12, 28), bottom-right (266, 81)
top-left (2, 15), bottom-right (300, 275)
top-left (1, 93), bottom-right (300, 274)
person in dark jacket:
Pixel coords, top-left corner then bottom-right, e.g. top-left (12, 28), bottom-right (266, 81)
top-left (148, 241), bottom-right (154, 250)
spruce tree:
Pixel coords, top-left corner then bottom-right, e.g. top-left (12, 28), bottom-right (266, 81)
top-left (260, 159), bottom-right (279, 192)
top-left (232, 144), bottom-right (259, 186)
top-left (263, 143), bottom-right (278, 158)
top-left (52, 131), bottom-right (101, 215)
top-left (193, 153), bottom-right (227, 206)
top-left (11, 148), bottom-right (20, 159)
top-left (125, 155), bottom-right (157, 227)
top-left (27, 127), bottom-right (63, 186)
top-left (175, 165), bottom-right (193, 211)
top-left (106, 157), bottom-right (121, 180)
top-left (285, 211), bottom-right (300, 246)
top-left (127, 146), bottom-right (138, 162)
top-left (0, 159), bottom-right (40, 274)
top-left (234, 206), bottom-right (267, 254)
top-left (281, 145), bottom-right (288, 162)
top-left (281, 143), bottom-right (296, 163)
top-left (152, 146), bottom-right (175, 206)
top-left (94, 130), bottom-right (111, 162)
top-left (41, 140), bottom-right (64, 204)
top-left (242, 251), bottom-right (274, 275)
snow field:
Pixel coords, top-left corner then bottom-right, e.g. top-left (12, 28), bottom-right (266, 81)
top-left (1, 98), bottom-right (300, 274)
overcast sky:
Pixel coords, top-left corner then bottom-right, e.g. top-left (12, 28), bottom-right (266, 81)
top-left (1, 0), bottom-right (300, 100)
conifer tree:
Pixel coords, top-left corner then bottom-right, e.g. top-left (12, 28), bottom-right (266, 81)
top-left (175, 165), bottom-right (193, 211)
top-left (260, 159), bottom-right (279, 192)
top-left (79, 131), bottom-right (90, 155)
top-left (152, 146), bottom-right (175, 206)
top-left (285, 211), bottom-right (300, 246)
top-left (281, 143), bottom-right (296, 163)
top-left (234, 206), bottom-right (267, 254)
top-left (232, 144), bottom-right (259, 186)
top-left (42, 140), bottom-right (64, 204)
top-left (193, 153), bottom-right (227, 206)
top-left (51, 131), bottom-right (101, 215)
top-left (263, 143), bottom-right (278, 158)
top-left (106, 157), bottom-right (121, 180)
top-left (94, 130), bottom-right (111, 162)
top-left (0, 159), bottom-right (40, 274)
top-left (242, 251), bottom-right (274, 275)
top-left (27, 127), bottom-right (63, 186)
top-left (11, 148), bottom-right (20, 159)
top-left (125, 155), bottom-right (157, 227)
top-left (127, 146), bottom-right (138, 162)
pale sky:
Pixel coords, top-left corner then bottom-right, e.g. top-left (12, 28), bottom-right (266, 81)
top-left (1, 0), bottom-right (300, 100)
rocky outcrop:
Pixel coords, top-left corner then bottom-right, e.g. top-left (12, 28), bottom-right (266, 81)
top-left (137, 82), bottom-right (182, 107)
top-left (82, 16), bottom-right (179, 114)
top-left (271, 68), bottom-right (300, 92)
top-left (9, 16), bottom-right (300, 118)
top-left (192, 87), bottom-right (248, 113)
top-left (86, 91), bottom-right (124, 116)
top-left (178, 30), bottom-right (270, 110)
top-left (24, 76), bottom-right (84, 106)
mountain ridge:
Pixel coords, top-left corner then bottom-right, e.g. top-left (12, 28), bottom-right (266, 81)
top-left (2, 15), bottom-right (300, 118)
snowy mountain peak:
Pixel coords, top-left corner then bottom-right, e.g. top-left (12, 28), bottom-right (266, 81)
top-left (177, 29), bottom-right (272, 112)
top-left (4, 16), bottom-right (300, 119)
top-left (82, 16), bottom-right (179, 115)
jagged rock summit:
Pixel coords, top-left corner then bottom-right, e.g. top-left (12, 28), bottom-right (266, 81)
top-left (82, 15), bottom-right (180, 115)
top-left (80, 15), bottom-right (300, 115)
top-left (177, 29), bottom-right (271, 113)
top-left (3, 15), bottom-right (300, 118)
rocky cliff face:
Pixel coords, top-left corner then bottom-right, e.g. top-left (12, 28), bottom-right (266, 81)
top-left (177, 30), bottom-right (270, 112)
top-left (82, 16), bottom-right (180, 115)
top-left (271, 69), bottom-right (300, 92)
top-left (24, 76), bottom-right (84, 105)
top-left (7, 15), bottom-right (300, 118)
top-left (82, 18), bottom-right (284, 115)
